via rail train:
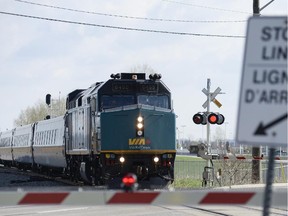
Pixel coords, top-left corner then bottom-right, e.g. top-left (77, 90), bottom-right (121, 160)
top-left (0, 73), bottom-right (176, 188)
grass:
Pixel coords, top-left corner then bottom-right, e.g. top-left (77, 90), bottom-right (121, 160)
top-left (173, 155), bottom-right (206, 188)
top-left (175, 155), bottom-right (204, 162)
top-left (172, 178), bottom-right (203, 189)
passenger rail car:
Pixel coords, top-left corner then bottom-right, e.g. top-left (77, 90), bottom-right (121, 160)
top-left (0, 73), bottom-right (176, 188)
top-left (12, 124), bottom-right (34, 168)
top-left (0, 130), bottom-right (14, 166)
top-left (33, 116), bottom-right (66, 170)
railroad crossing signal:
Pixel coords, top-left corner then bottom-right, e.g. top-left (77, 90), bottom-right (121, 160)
top-left (193, 79), bottom-right (225, 126)
top-left (192, 78), bottom-right (225, 187)
top-left (193, 112), bottom-right (225, 125)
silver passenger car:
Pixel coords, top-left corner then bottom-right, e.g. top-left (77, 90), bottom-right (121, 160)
top-left (33, 116), bottom-right (66, 169)
top-left (12, 124), bottom-right (34, 166)
top-left (0, 130), bottom-right (14, 165)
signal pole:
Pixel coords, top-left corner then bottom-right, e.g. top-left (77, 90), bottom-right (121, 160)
top-left (206, 79), bottom-right (211, 155)
top-left (252, 0), bottom-right (261, 184)
top-left (253, 0), bottom-right (260, 16)
top-left (206, 79), bottom-right (212, 187)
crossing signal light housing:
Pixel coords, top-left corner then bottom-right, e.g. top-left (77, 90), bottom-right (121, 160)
top-left (193, 112), bottom-right (225, 125)
top-left (208, 113), bottom-right (225, 125)
top-left (192, 112), bottom-right (207, 125)
top-left (45, 94), bottom-right (51, 106)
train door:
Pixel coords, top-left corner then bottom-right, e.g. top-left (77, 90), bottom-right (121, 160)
top-left (66, 107), bottom-right (91, 153)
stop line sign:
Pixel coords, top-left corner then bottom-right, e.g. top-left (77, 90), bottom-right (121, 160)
top-left (236, 16), bottom-right (287, 147)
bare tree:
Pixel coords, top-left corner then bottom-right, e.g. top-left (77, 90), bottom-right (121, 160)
top-left (14, 98), bottom-right (66, 126)
top-left (213, 127), bottom-right (225, 142)
top-left (129, 64), bottom-right (156, 74)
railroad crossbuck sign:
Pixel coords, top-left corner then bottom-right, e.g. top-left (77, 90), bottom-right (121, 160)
top-left (202, 87), bottom-right (222, 108)
top-left (237, 16), bottom-right (288, 147)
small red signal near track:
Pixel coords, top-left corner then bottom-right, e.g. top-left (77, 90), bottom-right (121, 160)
top-left (121, 173), bottom-right (138, 192)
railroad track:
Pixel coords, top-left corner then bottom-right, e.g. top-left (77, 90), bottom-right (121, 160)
top-left (0, 165), bottom-right (84, 188)
top-left (162, 205), bottom-right (288, 216)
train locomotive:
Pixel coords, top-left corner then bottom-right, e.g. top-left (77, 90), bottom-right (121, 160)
top-left (0, 73), bottom-right (176, 188)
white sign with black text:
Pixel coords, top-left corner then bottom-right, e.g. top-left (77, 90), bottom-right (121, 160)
top-left (237, 16), bottom-right (287, 147)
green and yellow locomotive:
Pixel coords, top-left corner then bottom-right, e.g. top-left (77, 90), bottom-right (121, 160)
top-left (66, 73), bottom-right (176, 188)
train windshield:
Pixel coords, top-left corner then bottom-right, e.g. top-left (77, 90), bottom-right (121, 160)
top-left (101, 95), bottom-right (135, 109)
top-left (101, 94), bottom-right (169, 110)
top-left (138, 95), bottom-right (169, 109)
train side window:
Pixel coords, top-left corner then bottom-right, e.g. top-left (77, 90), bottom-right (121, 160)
top-left (47, 131), bottom-right (50, 145)
top-left (78, 96), bottom-right (83, 107)
top-left (38, 132), bottom-right (40, 145)
top-left (41, 132), bottom-right (44, 145)
top-left (49, 130), bottom-right (52, 145)
top-left (51, 130), bottom-right (54, 145)
top-left (47, 131), bottom-right (49, 145)
top-left (45, 131), bottom-right (48, 145)
top-left (37, 132), bottom-right (40, 145)
top-left (14, 136), bottom-right (18, 147)
top-left (54, 129), bottom-right (57, 144)
top-left (35, 132), bottom-right (38, 145)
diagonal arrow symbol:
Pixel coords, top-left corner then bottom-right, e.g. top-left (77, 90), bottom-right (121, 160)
top-left (254, 113), bottom-right (288, 135)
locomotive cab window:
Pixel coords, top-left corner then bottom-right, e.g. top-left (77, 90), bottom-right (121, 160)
top-left (138, 95), bottom-right (169, 109)
top-left (101, 95), bottom-right (135, 110)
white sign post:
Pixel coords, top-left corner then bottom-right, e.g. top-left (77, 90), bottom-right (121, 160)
top-left (236, 16), bottom-right (287, 147)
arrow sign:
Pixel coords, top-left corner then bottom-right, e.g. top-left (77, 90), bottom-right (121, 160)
top-left (254, 113), bottom-right (288, 135)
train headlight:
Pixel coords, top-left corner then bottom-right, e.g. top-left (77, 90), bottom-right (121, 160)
top-left (137, 116), bottom-right (143, 122)
top-left (119, 156), bottom-right (125, 163)
top-left (153, 156), bottom-right (159, 163)
top-left (137, 130), bottom-right (143, 136)
top-left (137, 122), bottom-right (143, 129)
top-left (136, 115), bottom-right (144, 137)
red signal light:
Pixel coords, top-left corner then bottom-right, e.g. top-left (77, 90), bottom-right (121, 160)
top-left (122, 175), bottom-right (136, 186)
top-left (208, 113), bottom-right (225, 125)
top-left (193, 112), bottom-right (224, 125)
top-left (208, 113), bottom-right (218, 124)
top-left (121, 173), bottom-right (138, 192)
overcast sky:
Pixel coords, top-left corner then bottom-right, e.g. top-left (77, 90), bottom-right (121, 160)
top-left (0, 0), bottom-right (287, 141)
